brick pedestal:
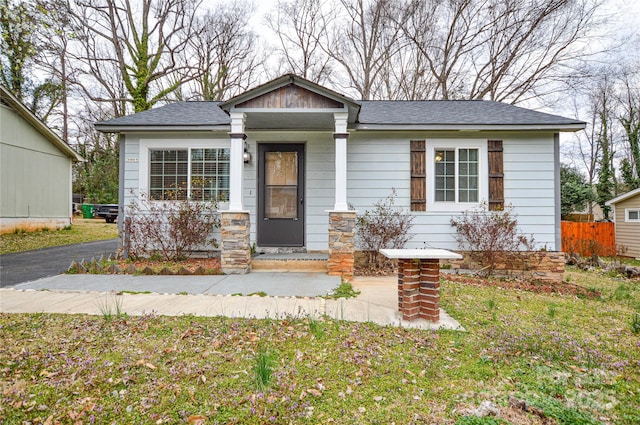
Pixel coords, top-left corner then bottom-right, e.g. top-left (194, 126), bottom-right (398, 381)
top-left (398, 258), bottom-right (440, 322)
top-left (220, 212), bottom-right (251, 274)
top-left (328, 211), bottom-right (356, 280)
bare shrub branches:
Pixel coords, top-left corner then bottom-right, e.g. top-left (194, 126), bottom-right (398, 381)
top-left (125, 192), bottom-right (220, 261)
top-left (450, 203), bottom-right (537, 276)
top-left (353, 189), bottom-right (414, 269)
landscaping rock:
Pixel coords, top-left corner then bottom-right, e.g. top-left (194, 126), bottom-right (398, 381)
top-left (193, 266), bottom-right (208, 275)
top-left (68, 260), bottom-right (79, 273)
top-left (177, 267), bottom-right (193, 275)
top-left (461, 400), bottom-right (500, 418)
top-left (107, 264), bottom-right (122, 274)
top-left (158, 267), bottom-right (174, 275)
top-left (142, 266), bottom-right (154, 275)
top-left (126, 264), bottom-right (137, 274)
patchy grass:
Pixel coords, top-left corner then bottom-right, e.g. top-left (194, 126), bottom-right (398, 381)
top-left (324, 280), bottom-right (361, 299)
top-left (0, 268), bottom-right (638, 423)
top-left (0, 219), bottom-right (118, 254)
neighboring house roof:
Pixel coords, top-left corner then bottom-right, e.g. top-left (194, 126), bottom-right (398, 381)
top-left (95, 75), bottom-right (586, 132)
top-left (605, 188), bottom-right (640, 206)
top-left (0, 85), bottom-right (84, 162)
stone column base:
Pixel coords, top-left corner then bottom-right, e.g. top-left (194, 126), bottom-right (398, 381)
top-left (398, 258), bottom-right (440, 322)
top-left (220, 212), bottom-right (251, 275)
top-left (328, 211), bottom-right (356, 280)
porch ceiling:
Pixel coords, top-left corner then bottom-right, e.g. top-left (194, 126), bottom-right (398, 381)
top-left (244, 111), bottom-right (336, 130)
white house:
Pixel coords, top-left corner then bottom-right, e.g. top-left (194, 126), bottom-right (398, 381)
top-left (1, 86), bottom-right (83, 233)
top-left (95, 74), bottom-right (585, 276)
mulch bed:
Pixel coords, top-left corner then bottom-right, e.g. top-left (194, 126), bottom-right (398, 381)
top-left (355, 264), bottom-right (602, 299)
top-left (443, 273), bottom-right (602, 299)
top-left (117, 257), bottom-right (221, 275)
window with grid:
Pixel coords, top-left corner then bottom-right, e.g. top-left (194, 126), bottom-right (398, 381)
top-left (150, 149), bottom-right (188, 200)
top-left (190, 148), bottom-right (230, 202)
top-left (149, 148), bottom-right (230, 201)
top-left (434, 148), bottom-right (479, 203)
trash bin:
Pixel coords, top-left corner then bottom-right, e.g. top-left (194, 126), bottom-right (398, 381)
top-left (81, 204), bottom-right (94, 219)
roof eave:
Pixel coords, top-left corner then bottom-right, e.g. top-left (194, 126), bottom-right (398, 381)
top-left (605, 187), bottom-right (640, 206)
top-left (351, 123), bottom-right (586, 132)
top-left (95, 124), bottom-right (231, 133)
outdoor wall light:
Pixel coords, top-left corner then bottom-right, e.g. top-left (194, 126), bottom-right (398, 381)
top-left (243, 141), bottom-right (252, 163)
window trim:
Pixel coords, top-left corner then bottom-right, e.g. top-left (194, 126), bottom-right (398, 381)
top-left (625, 208), bottom-right (640, 222)
top-left (426, 140), bottom-right (488, 212)
top-left (140, 138), bottom-right (231, 206)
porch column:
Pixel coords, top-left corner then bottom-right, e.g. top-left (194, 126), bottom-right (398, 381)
top-left (333, 112), bottom-right (349, 211)
top-left (222, 111), bottom-right (250, 274)
top-left (228, 112), bottom-right (246, 212)
top-left (328, 112), bottom-right (355, 279)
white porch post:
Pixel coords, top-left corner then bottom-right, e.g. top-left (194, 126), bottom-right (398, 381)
top-left (333, 112), bottom-right (349, 211)
top-left (228, 112), bottom-right (246, 211)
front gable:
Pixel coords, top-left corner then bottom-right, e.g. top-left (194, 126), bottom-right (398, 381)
top-left (236, 84), bottom-right (344, 109)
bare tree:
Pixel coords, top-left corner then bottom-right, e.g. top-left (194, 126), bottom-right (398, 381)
top-left (186, 1), bottom-right (262, 101)
top-left (399, 0), bottom-right (603, 103)
top-left (322, 0), bottom-right (405, 99)
top-left (266, 0), bottom-right (333, 84)
top-left (617, 69), bottom-right (640, 187)
top-left (69, 0), bottom-right (201, 113)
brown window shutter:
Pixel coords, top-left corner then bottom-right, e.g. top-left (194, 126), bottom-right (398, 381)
top-left (410, 140), bottom-right (426, 211)
top-left (488, 140), bottom-right (504, 211)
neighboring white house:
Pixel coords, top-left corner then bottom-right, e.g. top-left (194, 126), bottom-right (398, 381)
top-left (1, 86), bottom-right (83, 234)
top-left (606, 188), bottom-right (640, 259)
top-left (95, 75), bottom-right (585, 274)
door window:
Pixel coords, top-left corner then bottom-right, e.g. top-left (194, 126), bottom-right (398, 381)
top-left (264, 152), bottom-right (298, 219)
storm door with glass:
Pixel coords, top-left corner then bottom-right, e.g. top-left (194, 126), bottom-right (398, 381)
top-left (257, 144), bottom-right (305, 246)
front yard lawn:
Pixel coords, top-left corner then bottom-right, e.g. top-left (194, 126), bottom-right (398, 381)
top-left (0, 219), bottom-right (118, 255)
top-left (1, 267), bottom-right (638, 424)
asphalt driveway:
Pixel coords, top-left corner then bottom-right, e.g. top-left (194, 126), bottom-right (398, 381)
top-left (0, 239), bottom-right (118, 287)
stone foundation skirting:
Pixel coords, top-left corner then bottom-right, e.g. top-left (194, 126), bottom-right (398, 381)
top-left (220, 212), bottom-right (251, 275)
top-left (443, 251), bottom-right (565, 282)
top-left (328, 211), bottom-right (356, 280)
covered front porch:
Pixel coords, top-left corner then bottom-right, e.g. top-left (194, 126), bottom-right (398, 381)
top-left (218, 75), bottom-right (361, 279)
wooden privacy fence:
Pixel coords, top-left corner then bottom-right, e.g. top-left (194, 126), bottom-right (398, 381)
top-left (561, 221), bottom-right (616, 257)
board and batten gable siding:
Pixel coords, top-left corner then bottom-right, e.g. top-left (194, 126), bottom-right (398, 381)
top-left (613, 194), bottom-right (640, 258)
top-left (0, 102), bottom-right (72, 224)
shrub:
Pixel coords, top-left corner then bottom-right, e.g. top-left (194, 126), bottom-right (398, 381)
top-left (450, 203), bottom-right (537, 277)
top-left (352, 189), bottom-right (414, 270)
top-left (124, 191), bottom-right (220, 261)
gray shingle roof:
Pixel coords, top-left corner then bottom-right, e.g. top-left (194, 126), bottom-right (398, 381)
top-left (95, 99), bottom-right (584, 128)
top-left (96, 101), bottom-right (230, 127)
top-left (358, 100), bottom-right (584, 126)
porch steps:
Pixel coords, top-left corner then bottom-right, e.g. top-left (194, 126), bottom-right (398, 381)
top-left (251, 253), bottom-right (328, 273)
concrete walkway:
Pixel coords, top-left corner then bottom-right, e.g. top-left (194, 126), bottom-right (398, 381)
top-left (0, 274), bottom-right (464, 331)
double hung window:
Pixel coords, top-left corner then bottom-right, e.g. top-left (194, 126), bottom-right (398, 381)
top-left (434, 147), bottom-right (479, 203)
